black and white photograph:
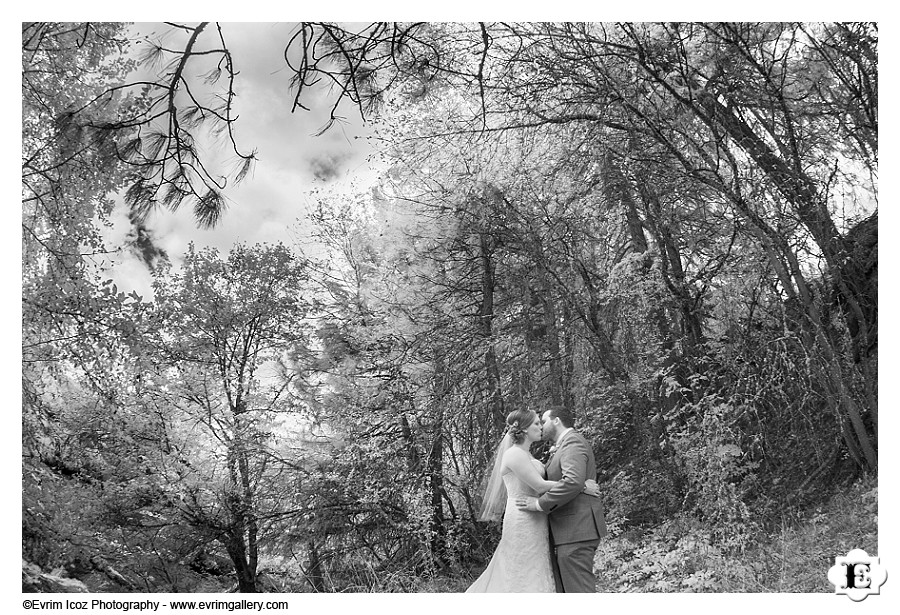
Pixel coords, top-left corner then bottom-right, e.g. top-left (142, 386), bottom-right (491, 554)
top-left (20, 17), bottom-right (882, 602)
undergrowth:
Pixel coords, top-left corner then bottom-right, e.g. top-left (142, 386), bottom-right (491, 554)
top-left (593, 475), bottom-right (877, 592)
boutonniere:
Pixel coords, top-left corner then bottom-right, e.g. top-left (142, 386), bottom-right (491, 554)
top-left (542, 445), bottom-right (558, 463)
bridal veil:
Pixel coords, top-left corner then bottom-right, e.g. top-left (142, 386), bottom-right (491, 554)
top-left (478, 432), bottom-right (514, 522)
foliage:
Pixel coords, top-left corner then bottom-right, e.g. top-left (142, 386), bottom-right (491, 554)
top-left (595, 476), bottom-right (877, 592)
top-left (665, 398), bottom-right (760, 550)
top-left (22, 22), bottom-right (168, 589)
top-left (138, 242), bottom-right (314, 592)
top-left (22, 21), bottom-right (876, 593)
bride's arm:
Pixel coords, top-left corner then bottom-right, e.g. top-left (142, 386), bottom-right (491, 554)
top-left (503, 447), bottom-right (557, 494)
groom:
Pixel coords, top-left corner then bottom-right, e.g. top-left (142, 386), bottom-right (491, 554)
top-left (515, 406), bottom-right (607, 592)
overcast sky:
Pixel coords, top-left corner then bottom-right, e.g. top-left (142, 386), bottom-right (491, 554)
top-left (102, 22), bottom-right (383, 298)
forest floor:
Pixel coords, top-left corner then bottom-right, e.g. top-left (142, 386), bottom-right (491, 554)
top-left (592, 475), bottom-right (878, 593)
top-left (407, 475), bottom-right (879, 593)
top-left (27, 476), bottom-right (877, 594)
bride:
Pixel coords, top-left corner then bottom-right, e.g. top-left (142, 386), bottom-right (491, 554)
top-left (466, 408), bottom-right (600, 593)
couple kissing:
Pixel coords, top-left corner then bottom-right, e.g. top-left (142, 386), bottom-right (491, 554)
top-left (466, 406), bottom-right (607, 593)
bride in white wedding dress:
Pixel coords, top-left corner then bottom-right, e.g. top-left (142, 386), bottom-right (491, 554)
top-left (466, 408), bottom-right (598, 593)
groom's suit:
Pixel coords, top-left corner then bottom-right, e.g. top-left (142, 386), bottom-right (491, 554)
top-left (538, 429), bottom-right (607, 593)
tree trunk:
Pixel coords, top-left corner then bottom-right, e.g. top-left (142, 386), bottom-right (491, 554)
top-left (540, 292), bottom-right (567, 411)
top-left (697, 89), bottom-right (874, 363)
top-left (753, 221), bottom-right (877, 472)
top-left (478, 231), bottom-right (505, 429)
top-left (638, 188), bottom-right (705, 352)
top-left (428, 354), bottom-right (448, 567)
top-left (561, 303), bottom-right (577, 415)
top-left (399, 412), bottom-right (421, 471)
top-left (224, 426), bottom-right (259, 592)
top-left (604, 149), bottom-right (649, 255)
top-left (223, 528), bottom-right (257, 593)
top-left (305, 540), bottom-right (326, 592)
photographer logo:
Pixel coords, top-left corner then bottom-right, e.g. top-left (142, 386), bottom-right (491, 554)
top-left (827, 549), bottom-right (887, 601)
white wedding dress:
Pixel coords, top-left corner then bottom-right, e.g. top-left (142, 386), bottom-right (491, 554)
top-left (466, 458), bottom-right (555, 593)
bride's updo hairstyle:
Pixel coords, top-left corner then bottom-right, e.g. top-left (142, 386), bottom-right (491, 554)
top-left (506, 409), bottom-right (537, 444)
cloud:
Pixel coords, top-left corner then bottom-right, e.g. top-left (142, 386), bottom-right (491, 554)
top-left (309, 150), bottom-right (354, 182)
top-left (78, 23), bottom-right (384, 296)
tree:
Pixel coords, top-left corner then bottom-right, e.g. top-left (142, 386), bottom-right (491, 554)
top-left (23, 22), bottom-right (878, 590)
top-left (284, 21), bottom-right (877, 472)
top-left (147, 242), bottom-right (313, 592)
top-left (22, 22), bottom-right (144, 379)
top-left (22, 23), bottom-right (159, 578)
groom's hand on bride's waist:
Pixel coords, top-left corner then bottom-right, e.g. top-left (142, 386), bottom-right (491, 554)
top-left (515, 496), bottom-right (543, 512)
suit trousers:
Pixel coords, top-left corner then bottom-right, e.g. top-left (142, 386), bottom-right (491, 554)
top-left (551, 539), bottom-right (600, 593)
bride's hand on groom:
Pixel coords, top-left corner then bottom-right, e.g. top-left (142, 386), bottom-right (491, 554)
top-left (515, 496), bottom-right (541, 512)
top-left (582, 479), bottom-right (601, 498)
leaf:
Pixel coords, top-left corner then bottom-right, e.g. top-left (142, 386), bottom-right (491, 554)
top-left (717, 444), bottom-right (742, 458)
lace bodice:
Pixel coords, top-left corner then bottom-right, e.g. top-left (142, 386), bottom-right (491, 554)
top-left (500, 458), bottom-right (546, 497)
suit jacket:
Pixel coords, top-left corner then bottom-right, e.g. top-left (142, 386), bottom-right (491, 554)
top-left (537, 430), bottom-right (607, 546)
